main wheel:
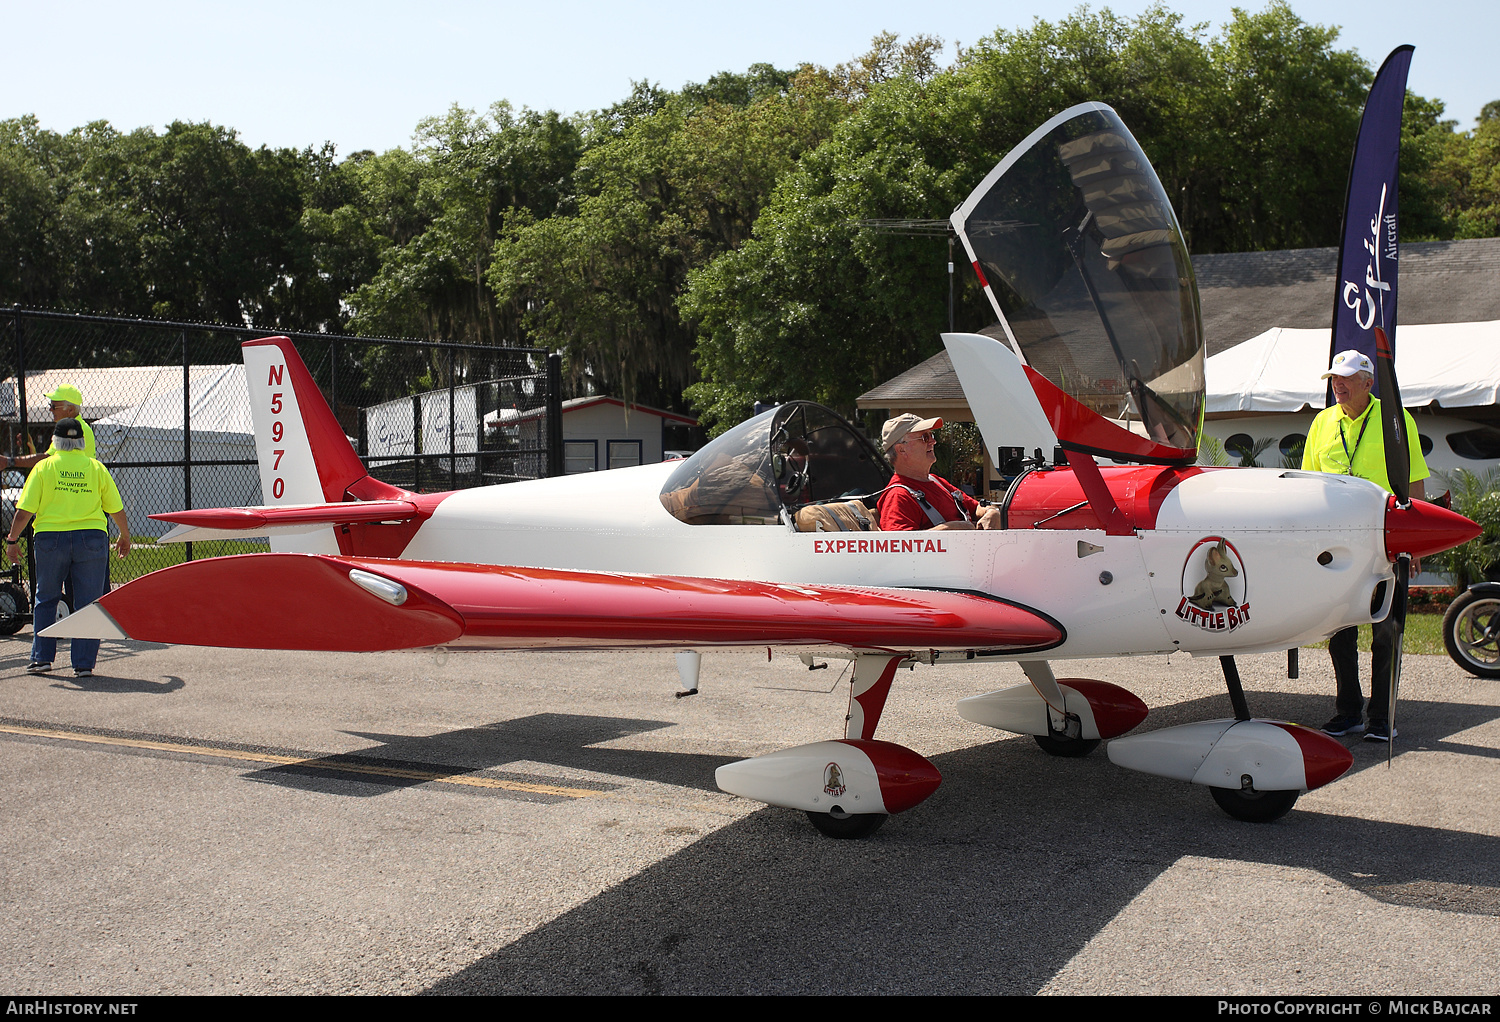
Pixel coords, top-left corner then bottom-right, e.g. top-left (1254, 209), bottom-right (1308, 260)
top-left (1033, 734), bottom-right (1101, 758)
top-left (1443, 591), bottom-right (1500, 679)
top-left (0, 582), bottom-right (26, 636)
top-left (1210, 785), bottom-right (1299, 823)
top-left (805, 810), bottom-right (888, 839)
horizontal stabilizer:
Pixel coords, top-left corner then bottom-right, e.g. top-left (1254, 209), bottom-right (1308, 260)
top-left (151, 500), bottom-right (426, 543)
top-left (41, 554), bottom-right (1064, 654)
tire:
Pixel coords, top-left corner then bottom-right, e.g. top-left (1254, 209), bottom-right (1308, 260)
top-left (805, 810), bottom-right (888, 839)
top-left (1210, 785), bottom-right (1300, 823)
top-left (1442, 591), bottom-right (1500, 679)
top-left (1033, 733), bottom-right (1101, 758)
top-left (0, 582), bottom-right (26, 636)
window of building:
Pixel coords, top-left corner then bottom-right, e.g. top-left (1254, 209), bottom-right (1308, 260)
top-left (565, 440), bottom-right (598, 474)
top-left (1446, 427), bottom-right (1500, 461)
top-left (607, 440), bottom-right (643, 470)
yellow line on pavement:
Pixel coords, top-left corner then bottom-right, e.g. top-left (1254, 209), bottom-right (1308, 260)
top-left (0, 722), bottom-right (602, 798)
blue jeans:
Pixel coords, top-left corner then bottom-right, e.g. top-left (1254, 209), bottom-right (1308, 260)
top-left (32, 530), bottom-right (109, 670)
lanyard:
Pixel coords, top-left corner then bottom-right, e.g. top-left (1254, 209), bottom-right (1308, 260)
top-left (1338, 410), bottom-right (1373, 473)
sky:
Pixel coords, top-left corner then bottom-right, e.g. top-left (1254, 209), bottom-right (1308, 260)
top-left (7, 0), bottom-right (1496, 156)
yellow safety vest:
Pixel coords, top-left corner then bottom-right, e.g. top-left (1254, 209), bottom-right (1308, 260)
top-left (1301, 397), bottom-right (1428, 494)
top-left (17, 449), bottom-right (123, 532)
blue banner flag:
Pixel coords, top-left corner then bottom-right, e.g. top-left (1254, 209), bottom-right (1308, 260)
top-left (1330, 45), bottom-right (1414, 399)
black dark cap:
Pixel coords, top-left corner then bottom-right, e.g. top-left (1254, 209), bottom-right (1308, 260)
top-left (53, 417), bottom-right (84, 440)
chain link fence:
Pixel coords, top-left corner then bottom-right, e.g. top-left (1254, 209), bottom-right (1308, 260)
top-left (1, 307), bottom-right (561, 585)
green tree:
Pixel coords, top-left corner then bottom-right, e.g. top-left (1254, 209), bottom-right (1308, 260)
top-left (1, 116), bottom-right (350, 327)
top-left (683, 9), bottom-right (1226, 430)
top-left (681, 5), bottom-right (1388, 431)
top-left (345, 102), bottom-right (585, 345)
top-left (1415, 100), bottom-right (1500, 240)
top-left (488, 67), bottom-right (847, 407)
top-left (1201, 1), bottom-right (1370, 251)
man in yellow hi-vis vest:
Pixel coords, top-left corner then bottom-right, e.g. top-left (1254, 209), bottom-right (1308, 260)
top-left (6, 384), bottom-right (96, 468)
top-left (1301, 349), bottom-right (1428, 743)
top-left (4, 418), bottom-right (130, 677)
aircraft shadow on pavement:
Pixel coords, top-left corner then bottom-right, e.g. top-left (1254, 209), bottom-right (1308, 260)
top-left (49, 673), bottom-right (186, 695)
top-left (423, 689), bottom-right (1500, 995)
top-left (243, 712), bottom-right (739, 798)
top-left (1, 636), bottom-right (159, 666)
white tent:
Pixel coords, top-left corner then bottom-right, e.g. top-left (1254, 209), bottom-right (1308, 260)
top-left (1206, 321), bottom-right (1500, 414)
top-left (0, 364), bottom-right (238, 424)
top-left (91, 365), bottom-right (261, 537)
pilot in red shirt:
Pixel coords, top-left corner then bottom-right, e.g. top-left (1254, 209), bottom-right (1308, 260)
top-left (876, 413), bottom-right (999, 531)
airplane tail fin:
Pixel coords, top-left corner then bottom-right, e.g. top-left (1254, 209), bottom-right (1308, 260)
top-left (242, 337), bottom-right (409, 553)
top-left (244, 337), bottom-right (364, 504)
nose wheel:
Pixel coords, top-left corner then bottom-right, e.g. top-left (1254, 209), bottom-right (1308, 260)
top-left (805, 810), bottom-right (888, 839)
top-left (1209, 784), bottom-right (1299, 823)
top-left (1033, 734), bottom-right (1100, 758)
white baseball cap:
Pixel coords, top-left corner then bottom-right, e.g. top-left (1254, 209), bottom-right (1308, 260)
top-left (1322, 350), bottom-right (1375, 379)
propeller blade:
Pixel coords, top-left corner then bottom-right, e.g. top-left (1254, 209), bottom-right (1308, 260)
top-left (1373, 325), bottom-right (1410, 505)
top-left (1387, 553), bottom-right (1409, 766)
top-left (1373, 324), bottom-right (1411, 764)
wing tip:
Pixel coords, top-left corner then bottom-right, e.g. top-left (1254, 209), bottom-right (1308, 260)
top-left (39, 602), bottom-right (129, 641)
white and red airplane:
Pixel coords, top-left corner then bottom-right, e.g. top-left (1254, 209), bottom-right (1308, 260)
top-left (46, 103), bottom-right (1479, 837)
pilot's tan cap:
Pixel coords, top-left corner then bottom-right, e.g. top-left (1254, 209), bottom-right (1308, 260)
top-left (882, 413), bottom-right (942, 451)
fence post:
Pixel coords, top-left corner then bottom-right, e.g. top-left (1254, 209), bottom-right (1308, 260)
top-left (547, 352), bottom-right (563, 478)
top-left (329, 338), bottom-right (339, 438)
top-left (448, 345), bottom-right (457, 490)
top-left (182, 328), bottom-right (193, 563)
top-left (412, 393), bottom-right (422, 492)
top-left (13, 306), bottom-right (27, 459)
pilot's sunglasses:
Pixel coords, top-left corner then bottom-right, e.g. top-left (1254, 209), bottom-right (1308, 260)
top-left (903, 431), bottom-right (938, 444)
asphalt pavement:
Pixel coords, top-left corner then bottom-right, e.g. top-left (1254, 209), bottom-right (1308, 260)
top-left (1, 633), bottom-right (1497, 995)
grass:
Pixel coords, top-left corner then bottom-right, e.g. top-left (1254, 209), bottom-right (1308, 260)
top-left (1302, 612), bottom-right (1445, 656)
top-left (111, 536), bottom-right (270, 585)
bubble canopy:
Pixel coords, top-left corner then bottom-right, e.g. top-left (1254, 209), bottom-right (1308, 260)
top-left (952, 102), bottom-right (1204, 464)
top-left (660, 402), bottom-right (891, 526)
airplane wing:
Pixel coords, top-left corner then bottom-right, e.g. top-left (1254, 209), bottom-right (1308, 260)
top-left (46, 553), bottom-right (1065, 655)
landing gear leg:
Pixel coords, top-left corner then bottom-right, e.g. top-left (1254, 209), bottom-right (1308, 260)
top-left (803, 653), bottom-right (903, 837)
top-left (1207, 657), bottom-right (1300, 820)
top-left (1220, 655), bottom-right (1251, 721)
top-left (1022, 660), bottom-right (1098, 758)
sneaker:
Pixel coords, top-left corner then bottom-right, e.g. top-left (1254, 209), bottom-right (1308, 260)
top-left (26, 661), bottom-right (52, 674)
top-left (1364, 719), bottom-right (1397, 742)
top-left (74, 669), bottom-right (93, 678)
top-left (1321, 714), bottom-right (1365, 736)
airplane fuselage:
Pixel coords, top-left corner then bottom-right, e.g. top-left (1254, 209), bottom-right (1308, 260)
top-left (362, 459), bottom-right (1394, 661)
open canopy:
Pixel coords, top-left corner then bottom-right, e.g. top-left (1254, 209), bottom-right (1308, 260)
top-left (951, 102), bottom-right (1204, 464)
